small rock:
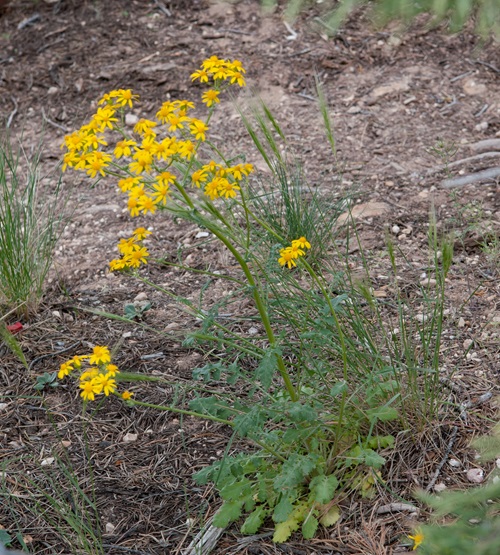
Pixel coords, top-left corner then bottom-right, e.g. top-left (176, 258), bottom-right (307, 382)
top-left (248, 326), bottom-right (259, 335)
top-left (347, 105), bottom-right (361, 114)
top-left (105, 523), bottom-right (115, 534)
top-left (122, 331), bottom-right (132, 338)
top-left (195, 231), bottom-right (210, 238)
top-left (496, 458), bottom-right (500, 469)
top-left (52, 310), bottom-right (62, 320)
top-left (41, 457), bottom-right (55, 466)
top-left (123, 432), bottom-right (138, 443)
top-left (125, 113), bottom-right (139, 126)
top-left (467, 468), bottom-right (484, 483)
top-left (449, 458), bottom-right (461, 468)
top-left (47, 86), bottom-right (58, 95)
top-left (391, 224), bottom-right (401, 235)
top-left (0, 403), bottom-right (8, 411)
top-left (415, 313), bottom-right (427, 323)
top-left (457, 317), bottom-right (466, 328)
top-left (61, 440), bottom-right (71, 448)
top-left (434, 482), bottom-right (447, 492)
top-left (463, 338), bottom-right (473, 350)
top-left (475, 121), bottom-right (489, 132)
top-left (462, 78), bottom-right (487, 96)
top-left (134, 292), bottom-right (148, 302)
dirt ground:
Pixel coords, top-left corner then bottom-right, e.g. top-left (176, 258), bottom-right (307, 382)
top-left (1, 0), bottom-right (500, 554)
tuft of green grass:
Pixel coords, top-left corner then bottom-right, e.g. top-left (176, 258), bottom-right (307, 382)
top-left (261, 0), bottom-right (500, 38)
top-left (0, 131), bottom-right (65, 316)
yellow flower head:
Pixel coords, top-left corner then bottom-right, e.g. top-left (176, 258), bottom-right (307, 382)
top-left (57, 362), bottom-right (73, 380)
top-left (202, 89), bottom-right (220, 107)
top-left (408, 530), bottom-right (424, 551)
top-left (89, 345), bottom-right (111, 366)
top-left (121, 390), bottom-right (134, 400)
top-left (133, 227), bottom-right (152, 241)
top-left (93, 373), bottom-right (117, 396)
top-left (278, 247), bottom-right (297, 269)
top-left (79, 379), bottom-right (100, 402)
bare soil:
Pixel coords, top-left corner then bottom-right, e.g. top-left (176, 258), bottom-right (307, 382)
top-left (1, 1), bottom-right (500, 554)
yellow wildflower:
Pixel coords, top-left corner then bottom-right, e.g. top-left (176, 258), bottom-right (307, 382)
top-left (278, 247), bottom-right (297, 269)
top-left (204, 179), bottom-right (220, 200)
top-left (57, 362), bottom-right (73, 380)
top-left (121, 390), bottom-right (134, 400)
top-left (408, 530), bottom-right (424, 551)
top-left (133, 118), bottom-right (157, 136)
top-left (85, 152), bottom-right (111, 178)
top-left (80, 367), bottom-right (99, 382)
top-left (93, 106), bottom-right (118, 131)
top-left (152, 182), bottom-right (170, 205)
top-left (292, 236), bottom-right (311, 250)
top-left (112, 89), bottom-right (139, 108)
top-left (110, 258), bottom-right (127, 271)
top-left (89, 345), bottom-right (111, 366)
top-left (80, 379), bottom-right (100, 402)
top-left (189, 119), bottom-right (208, 141)
top-left (202, 89), bottom-right (220, 107)
top-left (218, 179), bottom-right (240, 199)
top-left (190, 68), bottom-right (209, 83)
top-left (177, 140), bottom-right (195, 160)
top-left (191, 169), bottom-right (207, 187)
top-left (167, 113), bottom-right (189, 132)
top-left (93, 373), bottom-right (117, 396)
top-left (133, 227), bottom-right (151, 241)
top-left (124, 245), bottom-right (149, 268)
top-left (138, 195), bottom-right (157, 215)
top-left (118, 176), bottom-right (142, 192)
top-left (114, 139), bottom-right (136, 158)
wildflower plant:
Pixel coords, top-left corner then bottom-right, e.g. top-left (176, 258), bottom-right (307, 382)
top-left (59, 56), bottom-right (452, 543)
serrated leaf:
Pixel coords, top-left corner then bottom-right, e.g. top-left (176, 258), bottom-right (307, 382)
top-left (319, 505), bottom-right (341, 527)
top-left (362, 449), bottom-right (386, 469)
top-left (255, 350), bottom-right (277, 391)
top-left (213, 500), bottom-right (243, 527)
top-left (329, 380), bottom-right (347, 397)
top-left (287, 402), bottom-right (318, 423)
top-left (302, 514), bottom-right (318, 539)
top-left (189, 396), bottom-right (233, 419)
top-left (220, 477), bottom-right (252, 502)
top-left (241, 506), bottom-right (268, 535)
top-left (273, 453), bottom-right (318, 491)
top-left (366, 405), bottom-right (399, 423)
top-left (233, 406), bottom-right (266, 437)
top-left (273, 496), bottom-right (294, 523)
top-left (309, 474), bottom-right (339, 504)
top-left (366, 435), bottom-right (395, 450)
top-left (272, 503), bottom-right (308, 543)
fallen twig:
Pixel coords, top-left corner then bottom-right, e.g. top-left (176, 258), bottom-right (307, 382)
top-left (459, 391), bottom-right (493, 421)
top-left (6, 96), bottom-right (18, 128)
top-left (426, 426), bottom-right (458, 492)
top-left (42, 108), bottom-right (69, 132)
top-left (428, 151), bottom-right (500, 175)
top-left (470, 139), bottom-right (500, 153)
top-left (441, 167), bottom-right (500, 188)
top-left (181, 522), bottom-right (225, 555)
top-left (376, 502), bottom-right (419, 515)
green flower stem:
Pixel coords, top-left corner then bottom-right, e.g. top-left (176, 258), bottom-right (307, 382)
top-left (124, 398), bottom-right (286, 461)
top-left (204, 222), bottom-right (298, 402)
top-left (128, 399), bottom-right (233, 426)
top-left (300, 258), bottom-right (349, 457)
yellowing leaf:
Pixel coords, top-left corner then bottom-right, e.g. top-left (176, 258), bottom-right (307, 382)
top-left (319, 505), bottom-right (341, 527)
top-left (272, 502), bottom-right (308, 543)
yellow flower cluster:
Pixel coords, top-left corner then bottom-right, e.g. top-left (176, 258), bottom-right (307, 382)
top-left (61, 57), bottom-right (249, 221)
top-left (109, 227), bottom-right (151, 272)
top-left (191, 160), bottom-right (254, 200)
top-left (278, 237), bottom-right (311, 269)
top-left (191, 56), bottom-right (246, 87)
top-left (57, 345), bottom-right (133, 402)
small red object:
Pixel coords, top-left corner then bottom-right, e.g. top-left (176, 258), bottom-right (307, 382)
top-left (7, 322), bottom-right (23, 334)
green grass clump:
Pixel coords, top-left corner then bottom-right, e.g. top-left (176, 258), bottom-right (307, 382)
top-left (0, 133), bottom-right (64, 316)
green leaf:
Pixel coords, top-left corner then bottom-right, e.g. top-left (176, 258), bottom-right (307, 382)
top-left (329, 380), bottom-right (347, 397)
top-left (302, 514), bottom-right (319, 539)
top-left (366, 435), bottom-right (395, 450)
top-left (241, 506), bottom-right (268, 535)
top-left (189, 396), bottom-right (233, 419)
top-left (273, 496), bottom-right (294, 523)
top-left (255, 349), bottom-right (279, 391)
top-left (124, 304), bottom-right (137, 319)
top-left (213, 500), bottom-right (244, 527)
top-left (233, 406), bottom-right (266, 437)
top-left (309, 474), bottom-right (339, 504)
top-left (287, 402), bottom-right (318, 423)
top-left (319, 505), bottom-right (341, 527)
top-left (366, 405), bottom-right (399, 423)
top-left (272, 502), bottom-right (308, 543)
top-left (362, 449), bottom-right (386, 469)
top-left (273, 453), bottom-right (318, 491)
top-left (0, 529), bottom-right (13, 547)
top-left (220, 477), bottom-right (252, 502)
